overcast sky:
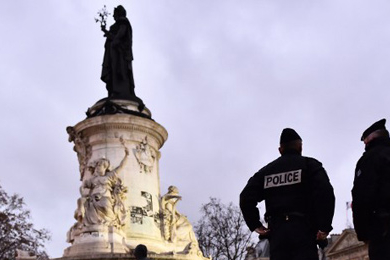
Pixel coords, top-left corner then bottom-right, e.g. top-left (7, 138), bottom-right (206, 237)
top-left (1, 0), bottom-right (390, 257)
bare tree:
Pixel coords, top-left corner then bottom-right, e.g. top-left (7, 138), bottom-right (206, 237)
top-left (0, 184), bottom-right (50, 260)
top-left (194, 198), bottom-right (254, 260)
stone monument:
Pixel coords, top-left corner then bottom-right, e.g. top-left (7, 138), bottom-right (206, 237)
top-left (61, 5), bottom-right (206, 260)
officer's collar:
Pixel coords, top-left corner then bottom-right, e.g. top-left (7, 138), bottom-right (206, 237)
top-left (365, 136), bottom-right (390, 151)
top-left (281, 149), bottom-right (301, 156)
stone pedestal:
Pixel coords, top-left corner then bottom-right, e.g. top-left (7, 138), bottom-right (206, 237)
top-left (63, 100), bottom-right (206, 260)
top-left (64, 226), bottom-right (128, 256)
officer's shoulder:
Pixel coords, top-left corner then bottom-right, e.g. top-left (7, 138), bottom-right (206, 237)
top-left (377, 145), bottom-right (390, 163)
top-left (255, 159), bottom-right (278, 175)
top-left (303, 156), bottom-right (321, 163)
top-left (303, 156), bottom-right (323, 168)
top-left (363, 145), bottom-right (390, 161)
top-left (255, 163), bottom-right (272, 175)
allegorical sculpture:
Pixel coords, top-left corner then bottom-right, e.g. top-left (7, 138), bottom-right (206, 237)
top-left (67, 138), bottom-right (129, 243)
top-left (161, 186), bottom-right (182, 242)
top-left (63, 6), bottom-right (207, 258)
top-left (97, 5), bottom-right (144, 110)
top-left (161, 186), bottom-right (201, 255)
top-left (82, 152), bottom-right (128, 227)
top-left (66, 126), bottom-right (91, 181)
top-left (135, 136), bottom-right (156, 173)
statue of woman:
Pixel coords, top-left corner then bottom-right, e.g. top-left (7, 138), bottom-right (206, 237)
top-left (100, 5), bottom-right (144, 110)
top-left (161, 186), bottom-right (201, 254)
top-left (83, 146), bottom-right (129, 227)
top-left (161, 186), bottom-right (182, 242)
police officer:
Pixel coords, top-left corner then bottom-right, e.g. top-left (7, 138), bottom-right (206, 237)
top-left (352, 119), bottom-right (390, 260)
top-left (240, 128), bottom-right (335, 260)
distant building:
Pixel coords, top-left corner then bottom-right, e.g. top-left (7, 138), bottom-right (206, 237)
top-left (245, 229), bottom-right (368, 260)
top-left (326, 229), bottom-right (368, 260)
top-left (245, 239), bottom-right (270, 260)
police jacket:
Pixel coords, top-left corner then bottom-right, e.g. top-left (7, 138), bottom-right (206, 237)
top-left (240, 150), bottom-right (335, 233)
top-left (352, 137), bottom-right (390, 241)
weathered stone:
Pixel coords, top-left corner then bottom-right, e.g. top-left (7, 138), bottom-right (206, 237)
top-left (64, 100), bottom-right (206, 260)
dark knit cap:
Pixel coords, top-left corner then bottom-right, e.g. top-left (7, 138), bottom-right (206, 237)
top-left (280, 128), bottom-right (302, 144)
top-left (134, 244), bottom-right (147, 258)
top-left (361, 118), bottom-right (387, 141)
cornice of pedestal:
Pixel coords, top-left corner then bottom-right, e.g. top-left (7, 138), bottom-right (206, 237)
top-left (86, 99), bottom-right (153, 119)
top-left (73, 114), bottom-right (168, 149)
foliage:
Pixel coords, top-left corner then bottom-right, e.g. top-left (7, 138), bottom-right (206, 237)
top-left (95, 5), bottom-right (110, 28)
top-left (0, 184), bottom-right (50, 260)
top-left (194, 198), bottom-right (254, 260)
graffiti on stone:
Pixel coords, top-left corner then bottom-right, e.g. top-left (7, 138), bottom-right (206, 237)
top-left (130, 206), bottom-right (144, 224)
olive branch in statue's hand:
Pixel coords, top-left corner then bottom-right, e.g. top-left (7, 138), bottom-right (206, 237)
top-left (95, 5), bottom-right (110, 32)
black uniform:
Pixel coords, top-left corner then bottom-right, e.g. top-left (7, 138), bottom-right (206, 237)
top-left (352, 137), bottom-right (390, 260)
top-left (240, 150), bottom-right (335, 260)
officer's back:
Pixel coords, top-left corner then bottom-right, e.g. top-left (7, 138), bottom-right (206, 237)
top-left (240, 128), bottom-right (335, 260)
top-left (262, 150), bottom-right (312, 218)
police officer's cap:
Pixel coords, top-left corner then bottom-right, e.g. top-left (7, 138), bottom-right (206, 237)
top-left (280, 128), bottom-right (302, 144)
top-left (361, 118), bottom-right (387, 141)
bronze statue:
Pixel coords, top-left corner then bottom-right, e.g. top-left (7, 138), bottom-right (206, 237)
top-left (99, 5), bottom-right (144, 109)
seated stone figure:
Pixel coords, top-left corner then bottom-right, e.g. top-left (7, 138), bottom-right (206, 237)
top-left (161, 186), bottom-right (200, 254)
top-left (67, 145), bottom-right (128, 243)
top-left (83, 148), bottom-right (128, 226)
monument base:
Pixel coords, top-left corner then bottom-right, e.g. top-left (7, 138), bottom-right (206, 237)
top-left (56, 251), bottom-right (206, 260)
top-left (63, 226), bottom-right (128, 257)
top-left (62, 99), bottom-right (208, 260)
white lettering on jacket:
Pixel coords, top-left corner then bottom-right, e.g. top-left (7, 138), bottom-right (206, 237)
top-left (264, 169), bottom-right (302, 189)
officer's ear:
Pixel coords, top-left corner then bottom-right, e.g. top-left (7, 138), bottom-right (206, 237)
top-left (278, 146), bottom-right (284, 155)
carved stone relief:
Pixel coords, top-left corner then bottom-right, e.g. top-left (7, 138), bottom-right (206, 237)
top-left (134, 136), bottom-right (156, 173)
top-left (66, 126), bottom-right (92, 181)
top-left (161, 186), bottom-right (201, 253)
top-left (67, 139), bottom-right (129, 243)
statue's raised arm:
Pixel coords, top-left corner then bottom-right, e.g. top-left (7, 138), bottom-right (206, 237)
top-left (111, 140), bottom-right (129, 175)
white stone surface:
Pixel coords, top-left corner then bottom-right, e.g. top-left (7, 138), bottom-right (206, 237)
top-left (64, 226), bottom-right (128, 256)
top-left (64, 100), bottom-right (207, 260)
